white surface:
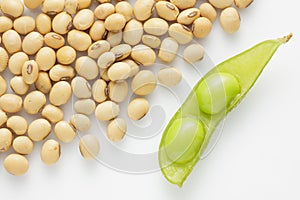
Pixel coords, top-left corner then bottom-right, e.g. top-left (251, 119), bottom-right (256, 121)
top-left (1, 0), bottom-right (300, 199)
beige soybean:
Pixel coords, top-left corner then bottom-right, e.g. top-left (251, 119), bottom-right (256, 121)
top-left (108, 62), bottom-right (131, 81)
top-left (49, 64), bottom-right (75, 82)
top-left (4, 154), bottom-right (28, 176)
top-left (234, 0), bottom-right (253, 9)
top-left (36, 13), bottom-right (52, 35)
top-left (0, 94), bottom-right (22, 113)
top-left (127, 98), bottom-right (150, 121)
top-left (35, 72), bottom-right (52, 94)
top-left (88, 40), bottom-right (111, 59)
top-left (123, 59), bottom-right (140, 78)
top-left (24, 0), bottom-right (44, 9)
top-left (44, 32), bottom-right (65, 49)
top-left (41, 139), bottom-right (61, 165)
top-left (110, 44), bottom-right (132, 61)
top-left (0, 47), bottom-right (9, 72)
top-left (158, 37), bottom-right (179, 63)
top-left (6, 115), bottom-right (28, 135)
top-left (68, 30), bottom-right (92, 51)
top-left (10, 76), bottom-right (30, 95)
top-left (65, 0), bottom-right (79, 15)
top-left (42, 0), bottom-right (65, 15)
top-left (94, 3), bottom-right (115, 20)
top-left (193, 17), bottom-right (212, 38)
top-left (70, 114), bottom-right (91, 132)
top-left (97, 52), bottom-right (116, 69)
top-left (36, 47), bottom-right (56, 71)
top-left (2, 30), bottom-right (22, 54)
top-left (75, 56), bottom-right (98, 80)
top-left (104, 13), bottom-right (126, 32)
top-left (74, 99), bottom-right (96, 115)
top-left (155, 1), bottom-right (179, 22)
top-left (42, 104), bottom-right (64, 124)
top-left (107, 118), bottom-right (126, 142)
top-left (28, 118), bottom-right (51, 142)
top-left (95, 101), bottom-right (120, 121)
top-left (8, 52), bottom-right (29, 75)
top-left (220, 7), bottom-right (241, 34)
top-left (52, 12), bottom-right (73, 35)
top-left (209, 0), bottom-right (234, 9)
top-left (54, 121), bottom-right (76, 143)
top-left (0, 128), bottom-right (12, 152)
top-left (199, 3), bottom-right (217, 22)
top-left (123, 19), bottom-right (143, 46)
top-left (158, 67), bottom-right (182, 86)
top-left (168, 23), bottom-right (193, 45)
top-left (170, 0), bottom-right (196, 10)
top-left (79, 134), bottom-right (100, 159)
top-left (12, 136), bottom-right (34, 155)
top-left (106, 31), bottom-right (123, 47)
top-left (0, 110), bottom-right (8, 127)
top-left (108, 81), bottom-right (128, 103)
top-left (24, 91), bottom-right (46, 114)
top-left (133, 0), bottom-right (155, 21)
top-left (56, 46), bottom-right (76, 65)
top-left (71, 76), bottom-right (92, 99)
top-left (78, 0), bottom-right (91, 9)
top-left (0, 16), bottom-right (13, 33)
top-left (13, 16), bottom-right (35, 35)
top-left (22, 60), bottom-right (39, 84)
top-left (183, 43), bottom-right (205, 63)
top-left (131, 70), bottom-right (156, 96)
top-left (177, 8), bottom-right (200, 25)
top-left (73, 9), bottom-right (94, 30)
top-left (92, 79), bottom-right (107, 103)
top-left (100, 68), bottom-right (110, 82)
top-left (22, 32), bottom-right (44, 55)
top-left (0, 75), bottom-right (7, 96)
top-left (131, 45), bottom-right (156, 67)
top-left (142, 35), bottom-right (161, 49)
top-left (89, 20), bottom-right (106, 41)
top-left (144, 18), bottom-right (169, 36)
top-left (0, 0), bottom-right (24, 18)
top-left (49, 81), bottom-right (72, 106)
top-left (115, 1), bottom-right (133, 22)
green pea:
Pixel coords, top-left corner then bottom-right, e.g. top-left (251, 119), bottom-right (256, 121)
top-left (164, 118), bottom-right (205, 164)
top-left (196, 72), bottom-right (241, 115)
top-left (159, 34), bottom-right (292, 187)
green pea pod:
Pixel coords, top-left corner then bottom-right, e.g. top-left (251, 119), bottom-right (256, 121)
top-left (159, 34), bottom-right (292, 187)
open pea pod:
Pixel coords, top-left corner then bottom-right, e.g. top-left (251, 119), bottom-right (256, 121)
top-left (159, 34), bottom-right (292, 187)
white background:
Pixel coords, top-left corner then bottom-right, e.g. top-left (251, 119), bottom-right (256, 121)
top-left (1, 0), bottom-right (300, 199)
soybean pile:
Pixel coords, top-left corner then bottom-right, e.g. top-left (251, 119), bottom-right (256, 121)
top-left (0, 0), bottom-right (253, 176)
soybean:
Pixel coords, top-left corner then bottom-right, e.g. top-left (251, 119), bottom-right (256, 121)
top-left (24, 0), bottom-right (44, 9)
top-left (22, 60), bottom-right (39, 84)
top-left (133, 0), bottom-right (155, 21)
top-left (34, 72), bottom-right (52, 94)
top-left (234, 0), bottom-right (253, 8)
top-left (115, 1), bottom-right (133, 22)
top-left (177, 8), bottom-right (200, 25)
top-left (89, 20), bottom-right (106, 41)
top-left (107, 62), bottom-right (131, 81)
top-left (123, 19), bottom-right (143, 46)
top-left (28, 118), bottom-right (51, 142)
top-left (123, 59), bottom-right (140, 78)
top-left (2, 30), bottom-right (22, 54)
top-left (71, 76), bottom-right (92, 99)
top-left (56, 46), bottom-right (77, 65)
top-left (104, 13), bottom-right (126, 32)
top-left (49, 81), bottom-right (72, 106)
top-left (70, 114), bottom-right (91, 132)
top-left (144, 18), bottom-right (169, 36)
top-left (155, 1), bottom-right (179, 22)
top-left (88, 40), bottom-right (111, 59)
top-left (74, 99), bottom-right (96, 115)
top-left (220, 7), bottom-right (241, 34)
top-left (73, 9), bottom-right (94, 30)
top-left (131, 45), bottom-right (156, 66)
top-left (142, 35), bottom-right (161, 49)
top-left (170, 0), bottom-right (196, 10)
top-left (4, 154), bottom-right (29, 176)
top-left (94, 3), bottom-right (115, 20)
top-left (107, 118), bottom-right (127, 142)
top-left (168, 23), bottom-right (193, 45)
top-left (65, 0), bottom-right (79, 15)
top-left (127, 98), bottom-right (150, 121)
top-left (42, 0), bottom-right (65, 15)
top-left (183, 44), bottom-right (205, 63)
top-left (199, 3), bottom-right (217, 22)
top-left (8, 52), bottom-right (29, 75)
top-left (42, 104), bottom-right (64, 124)
top-left (75, 56), bottom-right (99, 80)
top-left (13, 16), bottom-right (35, 35)
top-left (92, 79), bottom-right (107, 103)
top-left (97, 52), bottom-right (116, 69)
top-left (44, 32), bottom-right (65, 49)
top-left (79, 134), bottom-right (100, 159)
top-left (110, 44), bottom-right (132, 61)
top-left (193, 17), bottom-right (212, 38)
top-left (0, 128), bottom-right (13, 152)
top-left (0, 16), bottom-right (13, 33)
top-left (52, 12), bottom-right (73, 35)
top-left (36, 47), bottom-right (56, 71)
top-left (0, 75), bottom-right (7, 96)
top-left (131, 70), bottom-right (156, 96)
top-left (108, 81), bottom-right (129, 103)
top-left (0, 94), bottom-right (23, 113)
top-left (209, 0), bottom-right (234, 9)
top-left (0, 47), bottom-right (9, 72)
top-left (36, 13), bottom-right (52, 35)
top-left (68, 30), bottom-right (92, 51)
top-left (41, 139), bottom-right (61, 165)
top-left (24, 91), bottom-right (46, 114)
top-left (95, 101), bottom-right (120, 121)
top-left (49, 64), bottom-right (75, 81)
top-left (158, 37), bottom-right (179, 63)
top-left (54, 121), bottom-right (76, 143)
top-left (0, 0), bottom-right (24, 18)
top-left (106, 31), bottom-right (123, 47)
top-left (158, 67), bottom-right (182, 86)
top-left (22, 32), bottom-right (44, 55)
top-left (10, 76), bottom-right (30, 95)
top-left (0, 110), bottom-right (7, 127)
top-left (6, 116), bottom-right (28, 135)
top-left (12, 136), bottom-right (34, 155)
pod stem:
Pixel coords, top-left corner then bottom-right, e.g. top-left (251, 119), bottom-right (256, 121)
top-left (279, 33), bottom-right (293, 44)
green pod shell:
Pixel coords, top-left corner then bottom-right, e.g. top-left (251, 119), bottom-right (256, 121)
top-left (159, 34), bottom-right (292, 187)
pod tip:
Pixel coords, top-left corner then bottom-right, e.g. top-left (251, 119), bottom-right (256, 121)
top-left (283, 33), bottom-right (293, 43)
